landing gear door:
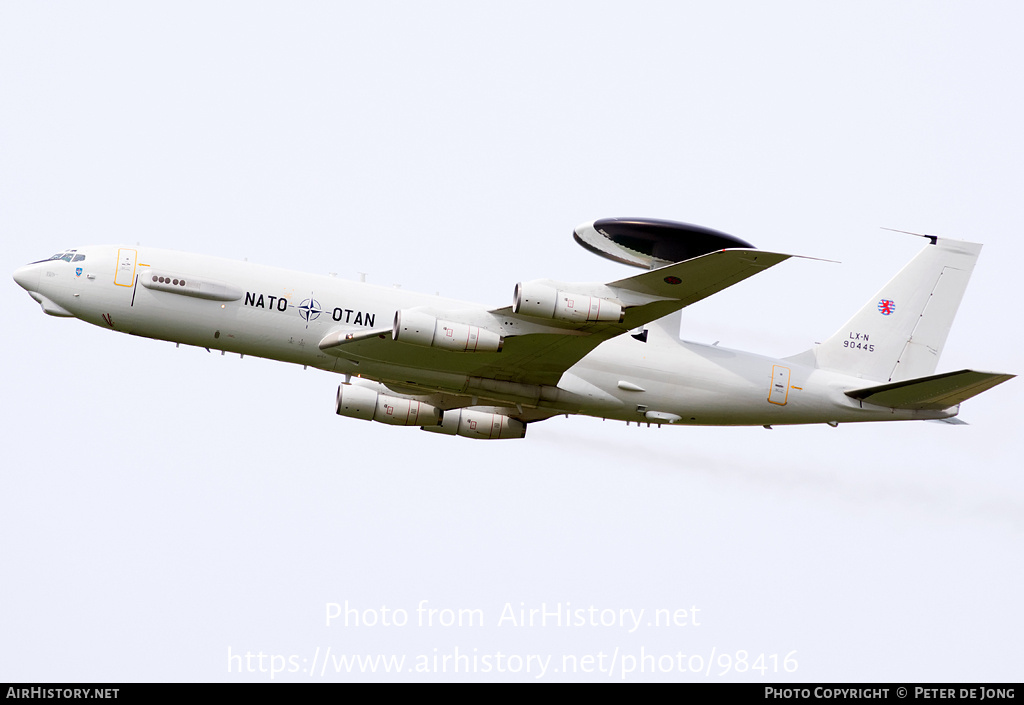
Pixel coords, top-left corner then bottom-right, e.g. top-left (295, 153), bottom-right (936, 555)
top-left (115, 248), bottom-right (137, 287)
top-left (768, 365), bottom-right (790, 406)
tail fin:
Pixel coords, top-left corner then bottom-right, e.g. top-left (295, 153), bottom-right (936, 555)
top-left (806, 237), bottom-right (982, 383)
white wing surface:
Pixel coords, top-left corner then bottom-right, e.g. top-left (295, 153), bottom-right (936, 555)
top-left (319, 249), bottom-right (791, 388)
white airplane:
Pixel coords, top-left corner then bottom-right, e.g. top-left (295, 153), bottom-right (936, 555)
top-left (13, 218), bottom-right (1013, 439)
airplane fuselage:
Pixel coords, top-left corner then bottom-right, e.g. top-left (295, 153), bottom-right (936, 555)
top-left (14, 244), bottom-right (953, 432)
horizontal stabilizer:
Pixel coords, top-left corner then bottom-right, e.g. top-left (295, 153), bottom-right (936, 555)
top-left (846, 369), bottom-right (1014, 410)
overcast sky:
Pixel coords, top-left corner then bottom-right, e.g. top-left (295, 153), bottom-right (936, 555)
top-left (2, 1), bottom-right (1021, 682)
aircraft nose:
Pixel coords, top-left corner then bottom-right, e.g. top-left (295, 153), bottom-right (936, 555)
top-left (13, 264), bottom-right (39, 292)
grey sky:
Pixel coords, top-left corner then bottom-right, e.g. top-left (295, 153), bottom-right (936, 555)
top-left (2, 1), bottom-right (1021, 681)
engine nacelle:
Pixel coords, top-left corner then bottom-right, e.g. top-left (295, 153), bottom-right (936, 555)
top-left (336, 384), bottom-right (442, 427)
top-left (393, 310), bottom-right (503, 352)
top-left (422, 408), bottom-right (527, 440)
top-left (513, 282), bottom-right (624, 323)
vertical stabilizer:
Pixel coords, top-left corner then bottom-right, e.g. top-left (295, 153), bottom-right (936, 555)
top-left (810, 238), bottom-right (982, 383)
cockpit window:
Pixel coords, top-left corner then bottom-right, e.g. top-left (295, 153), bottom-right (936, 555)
top-left (37, 250), bottom-right (85, 264)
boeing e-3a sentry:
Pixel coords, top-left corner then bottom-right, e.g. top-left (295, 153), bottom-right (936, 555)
top-left (12, 218), bottom-right (1013, 439)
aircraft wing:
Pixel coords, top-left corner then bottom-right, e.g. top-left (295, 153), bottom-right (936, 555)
top-left (320, 249), bottom-right (792, 389)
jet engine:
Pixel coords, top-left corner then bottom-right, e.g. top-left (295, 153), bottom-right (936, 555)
top-left (513, 282), bottom-right (624, 323)
top-left (422, 408), bottom-right (527, 440)
top-left (336, 384), bottom-right (442, 427)
top-left (393, 310), bottom-right (503, 352)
